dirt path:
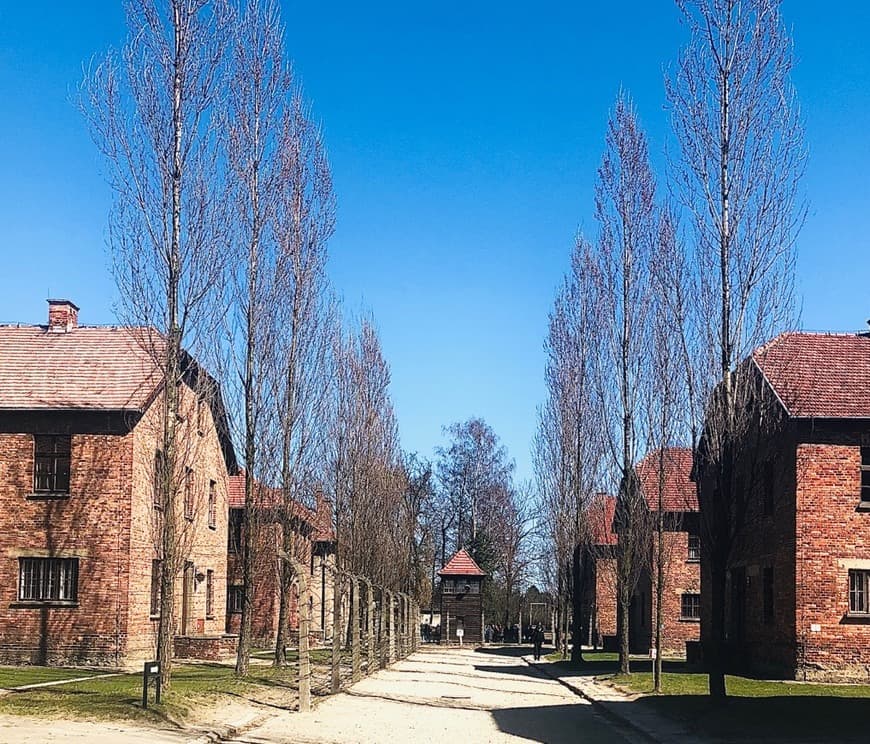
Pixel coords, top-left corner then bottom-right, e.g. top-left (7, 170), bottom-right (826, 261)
top-left (229, 646), bottom-right (636, 744)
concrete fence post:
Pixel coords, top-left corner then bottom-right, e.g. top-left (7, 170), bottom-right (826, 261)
top-left (331, 570), bottom-right (341, 693)
top-left (364, 578), bottom-right (374, 675)
top-left (387, 591), bottom-right (396, 664)
top-left (351, 576), bottom-right (361, 683)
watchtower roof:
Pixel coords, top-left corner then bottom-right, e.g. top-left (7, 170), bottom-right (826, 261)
top-left (438, 548), bottom-right (486, 577)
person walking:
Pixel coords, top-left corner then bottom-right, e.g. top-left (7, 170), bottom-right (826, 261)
top-left (532, 624), bottom-right (544, 661)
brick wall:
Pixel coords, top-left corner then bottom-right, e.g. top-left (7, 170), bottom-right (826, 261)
top-left (594, 556), bottom-right (617, 645)
top-left (795, 437), bottom-right (870, 681)
top-left (650, 528), bottom-right (701, 656)
top-left (0, 424), bottom-right (134, 665)
top-left (127, 385), bottom-right (230, 662)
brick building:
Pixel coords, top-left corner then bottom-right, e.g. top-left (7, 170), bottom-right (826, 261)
top-left (583, 493), bottom-right (618, 649)
top-left (699, 332), bottom-right (870, 681)
top-left (438, 549), bottom-right (485, 644)
top-left (225, 474), bottom-right (335, 646)
top-left (0, 300), bottom-right (236, 665)
top-left (631, 447), bottom-right (700, 656)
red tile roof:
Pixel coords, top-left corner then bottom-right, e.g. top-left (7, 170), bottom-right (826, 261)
top-left (588, 493), bottom-right (618, 547)
top-left (0, 325), bottom-right (163, 410)
top-left (227, 473), bottom-right (335, 542)
top-left (636, 447), bottom-right (698, 512)
top-left (753, 332), bottom-right (870, 419)
top-left (438, 548), bottom-right (486, 577)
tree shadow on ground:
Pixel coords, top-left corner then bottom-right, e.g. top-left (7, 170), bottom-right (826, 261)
top-left (491, 702), bottom-right (628, 744)
top-left (474, 645), bottom-right (531, 659)
top-left (641, 694), bottom-right (870, 743)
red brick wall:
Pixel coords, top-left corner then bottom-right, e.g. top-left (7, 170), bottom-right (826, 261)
top-left (795, 442), bottom-right (870, 681)
top-left (594, 556), bottom-right (617, 644)
top-left (0, 429), bottom-right (133, 665)
top-left (651, 529), bottom-right (701, 655)
top-left (127, 385), bottom-right (230, 662)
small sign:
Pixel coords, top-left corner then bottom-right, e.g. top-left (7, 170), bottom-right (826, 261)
top-left (810, 623), bottom-right (821, 633)
top-left (142, 660), bottom-right (161, 709)
top-left (456, 628), bottom-right (464, 638)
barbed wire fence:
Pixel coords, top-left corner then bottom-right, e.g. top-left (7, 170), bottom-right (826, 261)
top-left (293, 563), bottom-right (420, 712)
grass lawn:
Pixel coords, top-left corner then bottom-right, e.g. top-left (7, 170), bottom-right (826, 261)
top-left (604, 664), bottom-right (870, 742)
top-left (0, 662), bottom-right (299, 725)
top-left (0, 666), bottom-right (106, 690)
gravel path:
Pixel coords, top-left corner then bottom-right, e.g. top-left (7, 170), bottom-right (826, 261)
top-left (229, 646), bottom-right (636, 744)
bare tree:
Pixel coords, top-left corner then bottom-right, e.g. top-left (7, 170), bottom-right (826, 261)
top-left (535, 237), bottom-right (604, 662)
top-left (271, 90), bottom-right (336, 665)
top-left (589, 93), bottom-right (657, 675)
top-left (667, 0), bottom-right (806, 699)
top-left (81, 0), bottom-right (229, 690)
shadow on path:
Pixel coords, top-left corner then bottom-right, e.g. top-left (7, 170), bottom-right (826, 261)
top-left (491, 702), bottom-right (628, 744)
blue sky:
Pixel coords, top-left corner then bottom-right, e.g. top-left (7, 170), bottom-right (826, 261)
top-left (1, 1), bottom-right (868, 481)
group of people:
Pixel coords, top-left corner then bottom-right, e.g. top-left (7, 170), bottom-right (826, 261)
top-left (484, 623), bottom-right (519, 643)
top-left (483, 622), bottom-right (547, 660)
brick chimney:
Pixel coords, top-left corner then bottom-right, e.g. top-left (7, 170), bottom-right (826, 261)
top-left (47, 299), bottom-right (79, 333)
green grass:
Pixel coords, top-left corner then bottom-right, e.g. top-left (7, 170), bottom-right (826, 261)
top-left (0, 663), bottom-right (299, 724)
top-left (601, 663), bottom-right (870, 743)
top-left (0, 666), bottom-right (106, 690)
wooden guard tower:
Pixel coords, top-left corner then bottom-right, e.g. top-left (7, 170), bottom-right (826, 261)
top-left (438, 549), bottom-right (486, 644)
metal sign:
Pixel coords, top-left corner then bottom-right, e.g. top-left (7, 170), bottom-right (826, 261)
top-left (142, 660), bottom-right (161, 709)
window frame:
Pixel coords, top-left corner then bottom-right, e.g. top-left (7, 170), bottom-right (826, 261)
top-left (227, 585), bottom-right (244, 614)
top-left (687, 534), bottom-right (701, 563)
top-left (18, 557), bottom-right (79, 603)
top-left (183, 467), bottom-right (194, 521)
top-left (680, 592), bottom-right (701, 621)
top-left (32, 434), bottom-right (71, 496)
top-left (861, 447), bottom-right (870, 507)
top-left (849, 569), bottom-right (870, 616)
top-left (207, 479), bottom-right (217, 529)
top-left (228, 508), bottom-right (244, 554)
top-left (206, 569), bottom-right (215, 618)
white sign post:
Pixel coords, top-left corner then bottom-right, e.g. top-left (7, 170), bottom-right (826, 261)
top-left (456, 627), bottom-right (464, 646)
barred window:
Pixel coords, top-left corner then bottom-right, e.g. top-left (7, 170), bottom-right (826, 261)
top-left (208, 480), bottom-right (217, 529)
top-left (19, 558), bottom-right (78, 602)
top-left (206, 569), bottom-right (215, 618)
top-left (33, 435), bottom-right (71, 493)
top-left (227, 585), bottom-right (244, 614)
top-left (680, 592), bottom-right (700, 620)
top-left (861, 448), bottom-right (870, 505)
top-left (184, 468), bottom-right (194, 520)
top-left (849, 570), bottom-right (870, 615)
top-left (687, 534), bottom-right (701, 562)
top-left (228, 509), bottom-right (244, 554)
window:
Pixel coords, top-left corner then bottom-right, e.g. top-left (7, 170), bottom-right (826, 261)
top-left (19, 558), bottom-right (78, 602)
top-left (763, 461), bottom-right (775, 516)
top-left (441, 579), bottom-right (454, 594)
top-left (849, 570), bottom-right (870, 615)
top-left (206, 569), bottom-right (214, 618)
top-left (208, 480), bottom-right (217, 529)
top-left (228, 509), bottom-right (244, 553)
top-left (763, 567), bottom-right (774, 625)
top-left (150, 559), bottom-right (162, 616)
top-left (153, 450), bottom-right (165, 509)
top-left (861, 448), bottom-right (870, 506)
top-left (33, 435), bottom-right (71, 494)
top-left (184, 468), bottom-right (194, 520)
top-left (227, 585), bottom-right (244, 614)
top-left (680, 592), bottom-right (701, 620)
top-left (687, 534), bottom-right (701, 562)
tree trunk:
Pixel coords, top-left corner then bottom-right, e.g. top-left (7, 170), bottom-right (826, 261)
top-left (570, 543), bottom-right (584, 663)
top-left (708, 560), bottom-right (727, 699)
